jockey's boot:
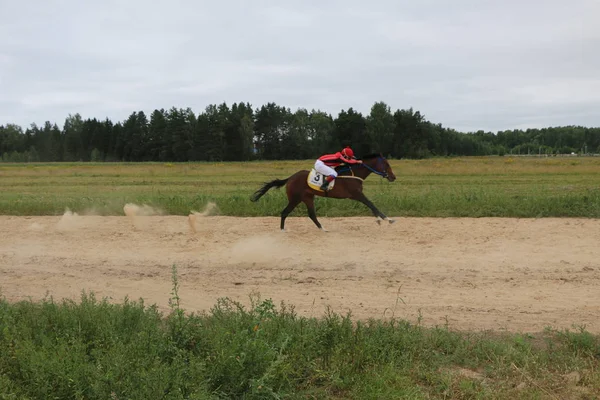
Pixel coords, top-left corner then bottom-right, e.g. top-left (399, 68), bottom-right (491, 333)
top-left (320, 175), bottom-right (335, 191)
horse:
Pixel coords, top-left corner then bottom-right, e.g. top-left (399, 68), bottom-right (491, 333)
top-left (250, 153), bottom-right (397, 231)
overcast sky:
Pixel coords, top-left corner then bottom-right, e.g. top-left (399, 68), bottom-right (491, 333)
top-left (1, 0), bottom-right (598, 132)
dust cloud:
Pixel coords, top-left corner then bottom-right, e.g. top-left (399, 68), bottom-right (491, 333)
top-left (188, 202), bottom-right (219, 233)
top-left (123, 203), bottom-right (164, 230)
top-left (56, 208), bottom-right (86, 231)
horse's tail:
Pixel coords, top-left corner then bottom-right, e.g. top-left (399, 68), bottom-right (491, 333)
top-left (250, 177), bottom-right (289, 202)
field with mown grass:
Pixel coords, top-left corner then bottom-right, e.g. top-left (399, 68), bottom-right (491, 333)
top-left (1, 156), bottom-right (600, 217)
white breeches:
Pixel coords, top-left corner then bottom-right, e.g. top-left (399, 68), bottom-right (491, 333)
top-left (314, 160), bottom-right (337, 177)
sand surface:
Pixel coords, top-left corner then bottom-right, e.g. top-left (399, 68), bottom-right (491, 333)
top-left (1, 210), bottom-right (599, 333)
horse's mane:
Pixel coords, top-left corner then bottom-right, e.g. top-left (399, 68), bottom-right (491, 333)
top-left (335, 152), bottom-right (384, 172)
top-left (360, 153), bottom-right (383, 160)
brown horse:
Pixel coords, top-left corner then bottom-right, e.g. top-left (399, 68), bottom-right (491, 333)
top-left (250, 153), bottom-right (397, 231)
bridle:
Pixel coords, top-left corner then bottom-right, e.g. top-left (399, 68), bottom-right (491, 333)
top-left (360, 156), bottom-right (389, 179)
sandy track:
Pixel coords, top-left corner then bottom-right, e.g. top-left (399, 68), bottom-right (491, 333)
top-left (1, 213), bottom-right (599, 333)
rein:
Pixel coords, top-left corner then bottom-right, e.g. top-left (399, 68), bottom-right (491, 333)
top-left (336, 175), bottom-right (364, 181)
top-left (360, 161), bottom-right (388, 178)
top-left (338, 157), bottom-right (388, 178)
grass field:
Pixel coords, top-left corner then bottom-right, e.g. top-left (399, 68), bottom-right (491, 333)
top-left (2, 156), bottom-right (600, 398)
top-left (1, 156), bottom-right (600, 217)
top-left (1, 270), bottom-right (599, 400)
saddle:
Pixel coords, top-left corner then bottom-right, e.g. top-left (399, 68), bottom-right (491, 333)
top-left (307, 169), bottom-right (336, 192)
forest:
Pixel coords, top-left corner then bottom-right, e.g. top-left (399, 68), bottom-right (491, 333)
top-left (1, 101), bottom-right (599, 162)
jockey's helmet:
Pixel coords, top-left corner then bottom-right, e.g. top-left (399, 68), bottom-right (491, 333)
top-left (341, 146), bottom-right (355, 159)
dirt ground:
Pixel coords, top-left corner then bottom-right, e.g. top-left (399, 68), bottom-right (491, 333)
top-left (1, 209), bottom-right (599, 333)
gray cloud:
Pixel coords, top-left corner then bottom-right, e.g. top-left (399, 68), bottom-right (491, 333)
top-left (0, 0), bottom-right (598, 132)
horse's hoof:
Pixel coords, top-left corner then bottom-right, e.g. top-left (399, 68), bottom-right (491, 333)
top-left (281, 228), bottom-right (286, 233)
top-left (388, 219), bottom-right (396, 224)
top-left (376, 219), bottom-right (382, 225)
top-left (320, 227), bottom-right (328, 232)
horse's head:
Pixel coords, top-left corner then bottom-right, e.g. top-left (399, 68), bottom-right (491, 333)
top-left (361, 153), bottom-right (396, 182)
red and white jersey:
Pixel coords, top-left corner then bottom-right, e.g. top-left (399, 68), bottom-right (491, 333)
top-left (318, 152), bottom-right (361, 167)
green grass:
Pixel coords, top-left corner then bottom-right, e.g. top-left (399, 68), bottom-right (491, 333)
top-left (1, 156), bottom-right (600, 217)
top-left (1, 266), bottom-right (598, 399)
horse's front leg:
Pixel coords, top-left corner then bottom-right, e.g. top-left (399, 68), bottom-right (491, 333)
top-left (353, 192), bottom-right (395, 225)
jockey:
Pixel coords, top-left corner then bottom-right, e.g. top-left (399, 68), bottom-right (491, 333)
top-left (314, 146), bottom-right (362, 191)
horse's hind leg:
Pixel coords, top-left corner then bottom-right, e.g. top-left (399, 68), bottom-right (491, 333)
top-left (303, 194), bottom-right (326, 231)
top-left (280, 195), bottom-right (301, 231)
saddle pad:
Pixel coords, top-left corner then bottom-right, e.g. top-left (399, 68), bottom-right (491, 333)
top-left (307, 169), bottom-right (335, 191)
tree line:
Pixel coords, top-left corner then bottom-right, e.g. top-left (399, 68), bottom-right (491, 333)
top-left (1, 101), bottom-right (599, 162)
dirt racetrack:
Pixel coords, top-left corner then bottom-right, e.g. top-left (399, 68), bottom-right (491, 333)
top-left (1, 211), bottom-right (599, 333)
